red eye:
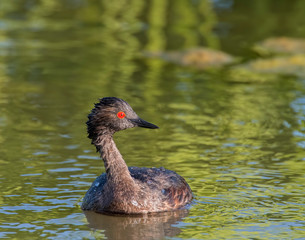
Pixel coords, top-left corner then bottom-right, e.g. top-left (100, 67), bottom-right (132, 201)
top-left (117, 111), bottom-right (126, 119)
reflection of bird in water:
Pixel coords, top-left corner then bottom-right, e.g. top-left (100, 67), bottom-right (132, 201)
top-left (84, 209), bottom-right (189, 239)
top-left (82, 97), bottom-right (192, 214)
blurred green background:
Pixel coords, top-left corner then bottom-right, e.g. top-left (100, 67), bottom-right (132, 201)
top-left (0, 0), bottom-right (305, 239)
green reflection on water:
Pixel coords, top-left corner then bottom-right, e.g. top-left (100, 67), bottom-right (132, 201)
top-left (0, 0), bottom-right (305, 239)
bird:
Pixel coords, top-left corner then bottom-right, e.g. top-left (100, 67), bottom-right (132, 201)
top-left (81, 97), bottom-right (192, 214)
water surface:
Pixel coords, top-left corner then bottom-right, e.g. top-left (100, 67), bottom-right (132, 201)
top-left (0, 1), bottom-right (305, 239)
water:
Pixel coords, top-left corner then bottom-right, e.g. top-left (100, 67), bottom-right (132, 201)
top-left (1, 1), bottom-right (305, 239)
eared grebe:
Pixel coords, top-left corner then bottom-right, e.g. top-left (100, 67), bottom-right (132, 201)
top-left (81, 97), bottom-right (192, 214)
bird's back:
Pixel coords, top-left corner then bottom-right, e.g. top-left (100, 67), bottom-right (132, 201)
top-left (82, 166), bottom-right (192, 214)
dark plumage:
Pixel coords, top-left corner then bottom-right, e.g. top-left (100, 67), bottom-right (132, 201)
top-left (81, 97), bottom-right (192, 214)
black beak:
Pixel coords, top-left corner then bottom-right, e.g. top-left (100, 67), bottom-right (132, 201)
top-left (130, 117), bottom-right (159, 129)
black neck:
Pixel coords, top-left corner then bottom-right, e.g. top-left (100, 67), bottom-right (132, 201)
top-left (94, 133), bottom-right (135, 189)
